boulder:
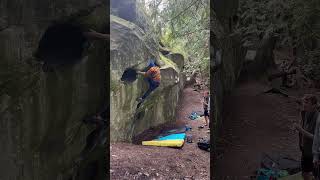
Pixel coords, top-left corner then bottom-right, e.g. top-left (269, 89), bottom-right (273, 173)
top-left (110, 0), bottom-right (136, 23)
top-left (211, 4), bottom-right (246, 152)
top-left (110, 0), bottom-right (153, 35)
top-left (0, 2), bottom-right (107, 180)
top-left (185, 70), bottom-right (198, 87)
top-left (165, 53), bottom-right (184, 69)
top-left (159, 46), bottom-right (171, 55)
top-left (212, 0), bottom-right (239, 32)
top-left (240, 35), bottom-right (277, 80)
top-left (110, 14), bottom-right (185, 142)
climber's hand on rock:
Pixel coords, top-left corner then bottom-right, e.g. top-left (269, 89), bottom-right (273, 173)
top-left (290, 123), bottom-right (298, 132)
top-left (102, 33), bottom-right (110, 40)
top-left (84, 29), bottom-right (109, 40)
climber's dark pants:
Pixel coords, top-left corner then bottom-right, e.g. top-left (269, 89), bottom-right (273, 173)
top-left (141, 78), bottom-right (160, 100)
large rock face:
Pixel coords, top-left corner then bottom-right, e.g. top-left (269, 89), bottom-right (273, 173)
top-left (211, 0), bottom-right (277, 151)
top-left (212, 0), bottom-right (239, 33)
top-left (240, 35), bottom-right (277, 80)
top-left (110, 4), bottom-right (185, 142)
top-left (0, 1), bottom-right (107, 180)
top-left (211, 0), bottom-right (245, 149)
top-left (165, 53), bottom-right (184, 69)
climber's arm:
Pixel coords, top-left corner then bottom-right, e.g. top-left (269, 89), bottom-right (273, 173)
top-left (294, 123), bottom-right (314, 139)
top-left (137, 71), bottom-right (146, 76)
top-left (83, 29), bottom-right (109, 40)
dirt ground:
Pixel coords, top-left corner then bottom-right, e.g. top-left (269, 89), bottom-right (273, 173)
top-left (213, 77), bottom-right (319, 179)
top-left (110, 87), bottom-right (210, 180)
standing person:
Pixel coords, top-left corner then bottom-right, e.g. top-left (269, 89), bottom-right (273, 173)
top-left (136, 59), bottom-right (161, 107)
top-left (202, 91), bottom-right (210, 126)
top-left (294, 94), bottom-right (319, 180)
top-left (312, 99), bottom-right (320, 179)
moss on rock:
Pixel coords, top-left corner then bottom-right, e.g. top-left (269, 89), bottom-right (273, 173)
top-left (159, 53), bottom-right (179, 72)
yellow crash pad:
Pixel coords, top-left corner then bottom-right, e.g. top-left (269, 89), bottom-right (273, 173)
top-left (278, 172), bottom-right (302, 180)
top-left (142, 140), bottom-right (184, 147)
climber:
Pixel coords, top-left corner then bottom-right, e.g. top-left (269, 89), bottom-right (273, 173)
top-left (136, 59), bottom-right (161, 107)
top-left (75, 108), bottom-right (107, 165)
top-left (293, 94), bottom-right (319, 180)
top-left (202, 91), bottom-right (210, 126)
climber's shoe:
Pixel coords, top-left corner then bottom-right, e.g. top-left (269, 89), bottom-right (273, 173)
top-left (137, 100), bottom-right (143, 108)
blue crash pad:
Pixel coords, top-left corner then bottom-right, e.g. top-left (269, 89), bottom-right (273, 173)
top-left (156, 126), bottom-right (191, 139)
top-left (157, 133), bottom-right (186, 140)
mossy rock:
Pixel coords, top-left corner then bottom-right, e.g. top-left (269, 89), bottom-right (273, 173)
top-left (165, 53), bottom-right (184, 69)
top-left (111, 15), bottom-right (143, 35)
top-left (159, 53), bottom-right (179, 72)
top-left (111, 79), bottom-right (120, 93)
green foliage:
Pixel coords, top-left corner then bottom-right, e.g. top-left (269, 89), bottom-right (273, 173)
top-left (142, 0), bottom-right (210, 77)
top-left (298, 50), bottom-right (320, 81)
top-left (236, 0), bottom-right (320, 48)
top-left (110, 79), bottom-right (120, 93)
top-left (237, 0), bottom-right (320, 80)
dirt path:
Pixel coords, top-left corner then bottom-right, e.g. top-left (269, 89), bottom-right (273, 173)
top-left (110, 87), bottom-right (210, 180)
top-left (213, 78), bottom-right (320, 179)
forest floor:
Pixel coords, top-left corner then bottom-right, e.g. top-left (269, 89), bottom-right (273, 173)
top-left (213, 72), bottom-right (320, 179)
top-left (110, 87), bottom-right (210, 180)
